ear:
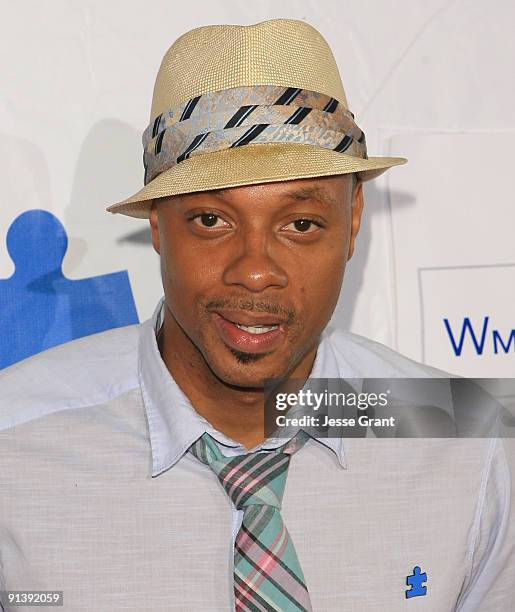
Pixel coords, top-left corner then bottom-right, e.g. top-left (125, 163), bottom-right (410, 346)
top-left (347, 181), bottom-right (364, 260)
top-left (149, 200), bottom-right (160, 255)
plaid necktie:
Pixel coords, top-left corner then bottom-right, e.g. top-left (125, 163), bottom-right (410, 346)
top-left (189, 430), bottom-right (314, 612)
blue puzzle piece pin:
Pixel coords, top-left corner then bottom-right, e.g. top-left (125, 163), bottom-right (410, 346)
top-left (0, 209), bottom-right (139, 369)
top-left (406, 566), bottom-right (427, 599)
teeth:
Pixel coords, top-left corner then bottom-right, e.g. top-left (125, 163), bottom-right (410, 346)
top-left (235, 323), bottom-right (279, 334)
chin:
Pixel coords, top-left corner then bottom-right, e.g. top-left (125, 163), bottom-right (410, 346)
top-left (212, 355), bottom-right (287, 389)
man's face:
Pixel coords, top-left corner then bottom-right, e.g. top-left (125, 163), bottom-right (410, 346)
top-left (149, 174), bottom-right (364, 388)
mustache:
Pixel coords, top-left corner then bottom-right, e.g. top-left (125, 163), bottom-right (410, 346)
top-left (205, 298), bottom-right (295, 324)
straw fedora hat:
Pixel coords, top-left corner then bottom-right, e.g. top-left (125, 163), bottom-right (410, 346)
top-left (106, 18), bottom-right (406, 219)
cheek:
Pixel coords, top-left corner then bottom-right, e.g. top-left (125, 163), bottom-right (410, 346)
top-left (295, 243), bottom-right (346, 311)
top-left (160, 240), bottom-right (223, 332)
top-left (161, 238), bottom-right (211, 291)
top-left (159, 244), bottom-right (200, 313)
top-left (302, 241), bottom-right (346, 282)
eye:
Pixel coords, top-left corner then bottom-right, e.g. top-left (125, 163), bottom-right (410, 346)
top-left (284, 218), bottom-right (322, 233)
top-left (190, 212), bottom-right (230, 229)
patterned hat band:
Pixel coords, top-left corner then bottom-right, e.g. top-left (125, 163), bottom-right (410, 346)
top-left (142, 85), bottom-right (368, 185)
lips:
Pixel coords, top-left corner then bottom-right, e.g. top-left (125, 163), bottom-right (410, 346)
top-left (214, 310), bottom-right (286, 327)
top-left (212, 312), bottom-right (285, 354)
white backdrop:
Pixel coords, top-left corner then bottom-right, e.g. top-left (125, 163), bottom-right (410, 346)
top-left (1, 0), bottom-right (514, 376)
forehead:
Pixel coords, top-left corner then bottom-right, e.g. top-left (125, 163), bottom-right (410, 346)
top-left (158, 174), bottom-right (351, 212)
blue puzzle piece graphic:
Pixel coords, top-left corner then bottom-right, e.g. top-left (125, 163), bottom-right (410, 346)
top-left (406, 565), bottom-right (427, 599)
top-left (0, 209), bottom-right (139, 369)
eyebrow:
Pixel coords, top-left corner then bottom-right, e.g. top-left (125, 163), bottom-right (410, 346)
top-left (208, 185), bottom-right (339, 209)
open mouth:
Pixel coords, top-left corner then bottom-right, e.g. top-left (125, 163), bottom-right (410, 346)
top-left (212, 313), bottom-right (285, 354)
top-left (233, 323), bottom-right (280, 335)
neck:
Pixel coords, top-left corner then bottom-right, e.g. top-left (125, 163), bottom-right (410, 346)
top-left (157, 308), bottom-right (318, 450)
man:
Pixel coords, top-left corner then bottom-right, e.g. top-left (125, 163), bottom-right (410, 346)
top-left (0, 18), bottom-right (513, 612)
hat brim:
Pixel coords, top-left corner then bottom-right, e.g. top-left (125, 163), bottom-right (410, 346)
top-left (106, 142), bottom-right (406, 219)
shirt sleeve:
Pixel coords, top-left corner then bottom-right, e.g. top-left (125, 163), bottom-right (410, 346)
top-left (457, 437), bottom-right (515, 611)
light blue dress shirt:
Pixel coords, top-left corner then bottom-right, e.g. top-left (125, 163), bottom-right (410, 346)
top-left (0, 296), bottom-right (513, 611)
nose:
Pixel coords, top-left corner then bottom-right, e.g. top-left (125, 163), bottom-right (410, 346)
top-left (222, 231), bottom-right (288, 293)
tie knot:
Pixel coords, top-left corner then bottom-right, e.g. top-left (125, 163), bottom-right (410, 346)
top-left (189, 431), bottom-right (310, 510)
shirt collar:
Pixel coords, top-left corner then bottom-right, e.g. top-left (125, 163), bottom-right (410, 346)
top-left (139, 296), bottom-right (348, 477)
